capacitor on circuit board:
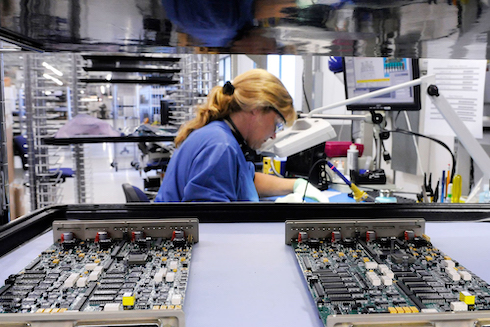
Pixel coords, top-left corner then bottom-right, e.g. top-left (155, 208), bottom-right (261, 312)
top-left (172, 230), bottom-right (186, 248)
top-left (95, 231), bottom-right (112, 249)
top-left (95, 231), bottom-right (109, 242)
top-left (404, 230), bottom-right (415, 241)
top-left (61, 232), bottom-right (74, 242)
top-left (132, 231), bottom-right (145, 242)
top-left (60, 232), bottom-right (77, 249)
top-left (366, 231), bottom-right (376, 242)
top-left (298, 232), bottom-right (308, 243)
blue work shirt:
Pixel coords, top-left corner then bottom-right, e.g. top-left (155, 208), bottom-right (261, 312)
top-left (154, 121), bottom-right (259, 202)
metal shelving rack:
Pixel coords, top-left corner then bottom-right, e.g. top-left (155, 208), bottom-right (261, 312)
top-left (149, 85), bottom-right (166, 123)
top-left (170, 54), bottom-right (219, 126)
top-left (80, 55), bottom-right (182, 171)
top-left (23, 53), bottom-right (89, 209)
top-left (24, 53), bottom-right (57, 209)
top-left (69, 54), bottom-right (91, 204)
top-left (10, 54), bottom-right (219, 210)
top-left (109, 83), bottom-right (140, 171)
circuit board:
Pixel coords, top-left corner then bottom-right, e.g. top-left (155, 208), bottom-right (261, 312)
top-left (0, 219), bottom-right (198, 317)
top-left (286, 219), bottom-right (490, 327)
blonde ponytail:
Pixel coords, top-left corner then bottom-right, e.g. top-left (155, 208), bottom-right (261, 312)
top-left (174, 85), bottom-right (234, 147)
top-left (174, 68), bottom-right (295, 147)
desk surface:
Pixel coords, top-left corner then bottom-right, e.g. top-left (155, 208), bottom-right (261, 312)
top-left (1, 221), bottom-right (490, 327)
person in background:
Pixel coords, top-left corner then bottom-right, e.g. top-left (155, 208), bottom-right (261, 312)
top-left (154, 68), bottom-right (299, 202)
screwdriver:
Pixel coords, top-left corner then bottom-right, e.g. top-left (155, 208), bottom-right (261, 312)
top-left (452, 174), bottom-right (462, 203)
top-left (326, 161), bottom-right (373, 202)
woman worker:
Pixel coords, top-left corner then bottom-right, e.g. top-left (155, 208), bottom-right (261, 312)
top-left (154, 68), bottom-right (304, 202)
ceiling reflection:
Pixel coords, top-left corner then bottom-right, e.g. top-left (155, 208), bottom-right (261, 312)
top-left (0, 0), bottom-right (489, 59)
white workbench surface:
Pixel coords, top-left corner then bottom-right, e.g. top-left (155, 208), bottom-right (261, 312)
top-left (1, 221), bottom-right (490, 327)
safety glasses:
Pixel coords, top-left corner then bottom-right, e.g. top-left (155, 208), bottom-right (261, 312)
top-left (268, 106), bottom-right (286, 133)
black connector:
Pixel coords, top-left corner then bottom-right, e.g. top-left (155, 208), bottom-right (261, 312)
top-left (383, 151), bottom-right (391, 162)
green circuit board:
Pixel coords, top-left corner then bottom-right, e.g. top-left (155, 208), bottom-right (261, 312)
top-left (0, 220), bottom-right (196, 314)
top-left (291, 225), bottom-right (490, 325)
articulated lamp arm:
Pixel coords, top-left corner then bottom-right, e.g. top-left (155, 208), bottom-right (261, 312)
top-left (263, 73), bottom-right (490, 182)
top-left (426, 84), bottom-right (490, 181)
top-left (306, 74), bottom-right (436, 117)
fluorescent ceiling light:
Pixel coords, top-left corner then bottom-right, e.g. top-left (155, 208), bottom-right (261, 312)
top-left (43, 73), bottom-right (63, 86)
top-left (42, 62), bottom-right (63, 76)
top-left (0, 48), bottom-right (21, 53)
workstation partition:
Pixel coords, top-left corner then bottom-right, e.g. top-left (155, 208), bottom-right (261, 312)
top-left (2, 203), bottom-right (490, 327)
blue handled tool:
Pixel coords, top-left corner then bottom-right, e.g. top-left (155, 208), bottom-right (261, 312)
top-left (326, 161), bottom-right (372, 202)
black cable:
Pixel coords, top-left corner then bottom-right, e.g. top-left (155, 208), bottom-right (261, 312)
top-left (302, 158), bottom-right (328, 202)
top-left (302, 71), bottom-right (311, 113)
top-left (372, 130), bottom-right (378, 165)
top-left (381, 140), bottom-right (391, 162)
top-left (383, 128), bottom-right (456, 183)
top-left (469, 158), bottom-right (474, 192)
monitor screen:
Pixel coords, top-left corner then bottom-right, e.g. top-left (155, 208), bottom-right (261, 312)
top-left (343, 57), bottom-right (421, 111)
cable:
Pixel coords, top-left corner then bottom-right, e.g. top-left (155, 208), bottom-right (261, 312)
top-left (381, 141), bottom-right (390, 160)
top-left (302, 158), bottom-right (328, 202)
top-left (302, 70), bottom-right (311, 113)
top-left (270, 158), bottom-right (283, 178)
top-left (383, 128), bottom-right (456, 183)
top-left (372, 130), bottom-right (379, 166)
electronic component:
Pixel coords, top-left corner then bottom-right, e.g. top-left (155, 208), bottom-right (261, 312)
top-left (172, 230), bottom-right (186, 248)
top-left (60, 232), bottom-right (77, 249)
top-left (95, 231), bottom-right (112, 249)
top-left (0, 219), bottom-right (198, 320)
top-left (286, 219), bottom-right (490, 326)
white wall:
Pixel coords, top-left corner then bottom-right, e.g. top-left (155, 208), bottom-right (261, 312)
top-left (320, 57), bottom-right (349, 120)
top-left (293, 56), bottom-right (304, 113)
top-left (235, 55), bottom-right (255, 76)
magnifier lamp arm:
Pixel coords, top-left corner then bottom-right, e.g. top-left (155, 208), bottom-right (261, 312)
top-left (307, 74), bottom-right (436, 117)
top-left (299, 113), bottom-right (372, 122)
top-left (428, 89), bottom-right (490, 181)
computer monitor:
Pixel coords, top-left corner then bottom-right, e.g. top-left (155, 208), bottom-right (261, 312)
top-left (343, 57), bottom-right (421, 111)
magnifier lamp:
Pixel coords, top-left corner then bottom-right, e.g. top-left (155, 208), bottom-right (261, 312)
top-left (259, 74), bottom-right (490, 184)
top-left (259, 118), bottom-right (336, 157)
